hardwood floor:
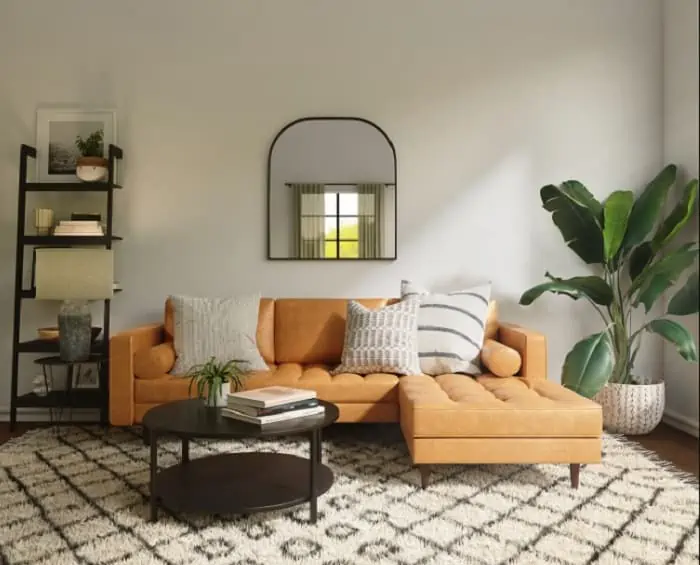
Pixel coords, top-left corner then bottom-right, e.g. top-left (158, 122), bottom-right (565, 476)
top-left (628, 422), bottom-right (698, 476)
top-left (1, 421), bottom-right (697, 477)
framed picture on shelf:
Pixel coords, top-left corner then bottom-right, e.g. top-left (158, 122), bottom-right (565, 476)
top-left (35, 107), bottom-right (117, 183)
top-left (73, 365), bottom-right (100, 389)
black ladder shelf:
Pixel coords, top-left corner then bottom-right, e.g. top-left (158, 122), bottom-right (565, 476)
top-left (9, 144), bottom-right (124, 431)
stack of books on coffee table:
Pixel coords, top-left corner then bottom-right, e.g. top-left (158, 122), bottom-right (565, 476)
top-left (222, 386), bottom-right (323, 426)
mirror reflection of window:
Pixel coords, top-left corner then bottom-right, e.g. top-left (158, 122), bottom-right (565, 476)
top-left (296, 184), bottom-right (384, 259)
top-left (324, 192), bottom-right (359, 259)
top-left (267, 118), bottom-right (396, 260)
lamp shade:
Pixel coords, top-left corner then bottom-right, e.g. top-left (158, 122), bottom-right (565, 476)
top-left (34, 248), bottom-right (114, 300)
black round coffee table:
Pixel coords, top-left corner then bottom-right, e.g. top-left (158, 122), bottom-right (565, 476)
top-left (142, 398), bottom-right (339, 524)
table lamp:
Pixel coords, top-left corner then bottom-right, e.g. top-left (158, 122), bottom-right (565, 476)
top-left (34, 248), bottom-right (114, 362)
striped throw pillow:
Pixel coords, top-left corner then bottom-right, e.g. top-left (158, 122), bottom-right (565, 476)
top-left (401, 280), bottom-right (492, 376)
top-left (332, 299), bottom-right (422, 376)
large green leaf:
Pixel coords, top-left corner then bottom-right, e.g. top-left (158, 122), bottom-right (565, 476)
top-left (560, 180), bottom-right (604, 223)
top-left (622, 164), bottom-right (677, 250)
top-left (603, 190), bottom-right (634, 261)
top-left (519, 273), bottom-right (613, 306)
top-left (628, 242), bottom-right (654, 281)
top-left (652, 179), bottom-right (699, 251)
top-left (647, 318), bottom-right (699, 362)
top-left (561, 332), bottom-right (614, 398)
top-left (540, 184), bottom-right (604, 265)
top-left (667, 271), bottom-right (700, 316)
top-left (631, 243), bottom-right (699, 311)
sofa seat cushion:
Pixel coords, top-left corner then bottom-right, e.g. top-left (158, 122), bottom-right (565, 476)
top-left (246, 364), bottom-right (400, 403)
top-left (399, 374), bottom-right (601, 438)
top-left (134, 363), bottom-right (400, 405)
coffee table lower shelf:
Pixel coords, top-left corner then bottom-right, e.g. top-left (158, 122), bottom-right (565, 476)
top-left (151, 452), bottom-right (334, 521)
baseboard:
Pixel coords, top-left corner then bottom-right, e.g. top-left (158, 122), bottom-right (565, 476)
top-left (663, 409), bottom-right (700, 438)
top-left (0, 406), bottom-right (100, 423)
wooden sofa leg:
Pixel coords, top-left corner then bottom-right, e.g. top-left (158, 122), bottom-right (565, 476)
top-left (419, 465), bottom-right (431, 489)
top-left (570, 464), bottom-right (580, 489)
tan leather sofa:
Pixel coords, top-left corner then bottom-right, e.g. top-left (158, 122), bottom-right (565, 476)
top-left (110, 298), bottom-right (602, 488)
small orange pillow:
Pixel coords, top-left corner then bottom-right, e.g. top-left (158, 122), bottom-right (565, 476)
top-left (133, 342), bottom-right (176, 379)
top-left (480, 339), bottom-right (522, 377)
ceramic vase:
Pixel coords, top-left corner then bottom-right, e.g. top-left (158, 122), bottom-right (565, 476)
top-left (76, 156), bottom-right (108, 183)
top-left (58, 300), bottom-right (92, 362)
top-left (206, 383), bottom-right (228, 408)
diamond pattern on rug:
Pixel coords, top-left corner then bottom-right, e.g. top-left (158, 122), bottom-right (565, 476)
top-left (0, 426), bottom-right (697, 565)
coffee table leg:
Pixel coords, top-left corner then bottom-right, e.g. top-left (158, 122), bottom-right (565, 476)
top-left (182, 437), bottom-right (189, 463)
top-left (149, 432), bottom-right (158, 522)
top-left (315, 428), bottom-right (322, 463)
top-left (309, 430), bottom-right (318, 524)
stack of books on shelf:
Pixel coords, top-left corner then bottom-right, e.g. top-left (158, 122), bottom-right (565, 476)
top-left (222, 386), bottom-right (323, 425)
top-left (53, 220), bottom-right (104, 236)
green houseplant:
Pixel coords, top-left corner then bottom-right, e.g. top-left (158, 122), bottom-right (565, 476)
top-left (186, 357), bottom-right (248, 408)
top-left (74, 128), bottom-right (108, 182)
top-left (520, 164), bottom-right (698, 434)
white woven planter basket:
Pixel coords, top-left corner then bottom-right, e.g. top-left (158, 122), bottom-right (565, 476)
top-left (594, 382), bottom-right (665, 435)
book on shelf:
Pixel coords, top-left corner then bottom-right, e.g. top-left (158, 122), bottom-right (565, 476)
top-left (230, 398), bottom-right (319, 417)
top-left (53, 220), bottom-right (104, 236)
top-left (221, 404), bottom-right (325, 426)
top-left (227, 386), bottom-right (316, 409)
top-left (71, 213), bottom-right (102, 222)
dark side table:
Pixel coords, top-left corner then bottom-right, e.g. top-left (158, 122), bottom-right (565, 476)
top-left (142, 398), bottom-right (339, 524)
top-left (33, 354), bottom-right (104, 429)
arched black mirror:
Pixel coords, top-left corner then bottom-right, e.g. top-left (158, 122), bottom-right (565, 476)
top-left (267, 117), bottom-right (397, 260)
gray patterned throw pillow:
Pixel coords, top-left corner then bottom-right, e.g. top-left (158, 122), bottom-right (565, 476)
top-left (170, 294), bottom-right (267, 375)
top-left (331, 299), bottom-right (422, 376)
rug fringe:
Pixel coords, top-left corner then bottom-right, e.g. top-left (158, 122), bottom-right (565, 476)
top-left (604, 432), bottom-right (699, 487)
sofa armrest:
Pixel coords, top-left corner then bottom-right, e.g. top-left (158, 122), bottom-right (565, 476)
top-left (497, 323), bottom-right (547, 380)
top-left (109, 323), bottom-right (165, 425)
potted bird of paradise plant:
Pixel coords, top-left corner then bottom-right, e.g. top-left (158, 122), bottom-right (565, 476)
top-left (520, 164), bottom-right (698, 434)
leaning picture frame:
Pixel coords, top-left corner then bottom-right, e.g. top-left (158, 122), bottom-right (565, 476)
top-left (72, 365), bottom-right (101, 390)
top-left (35, 107), bottom-right (117, 183)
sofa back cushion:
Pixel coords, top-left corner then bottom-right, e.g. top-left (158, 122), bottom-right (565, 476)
top-left (164, 297), bottom-right (276, 364)
top-left (163, 296), bottom-right (497, 368)
top-left (275, 298), bottom-right (389, 364)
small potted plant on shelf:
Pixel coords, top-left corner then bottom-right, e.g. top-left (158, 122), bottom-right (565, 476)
top-left (519, 164), bottom-right (698, 435)
top-left (186, 357), bottom-right (248, 408)
top-left (74, 128), bottom-right (108, 182)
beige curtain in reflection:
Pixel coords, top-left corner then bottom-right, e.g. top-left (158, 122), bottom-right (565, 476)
top-left (291, 183), bottom-right (325, 259)
top-left (357, 183), bottom-right (384, 259)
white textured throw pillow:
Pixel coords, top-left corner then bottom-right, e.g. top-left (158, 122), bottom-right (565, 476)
top-left (332, 299), bottom-right (422, 376)
top-left (401, 280), bottom-right (492, 376)
top-left (170, 294), bottom-right (267, 375)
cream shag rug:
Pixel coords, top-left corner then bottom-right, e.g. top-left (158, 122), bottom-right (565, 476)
top-left (0, 426), bottom-right (697, 565)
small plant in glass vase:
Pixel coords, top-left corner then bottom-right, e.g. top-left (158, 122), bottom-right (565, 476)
top-left (186, 357), bottom-right (248, 408)
top-left (74, 128), bottom-right (108, 182)
top-left (520, 164), bottom-right (698, 435)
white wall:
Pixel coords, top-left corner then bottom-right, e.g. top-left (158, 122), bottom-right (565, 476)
top-left (0, 0), bottom-right (664, 416)
top-left (662, 0), bottom-right (699, 437)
